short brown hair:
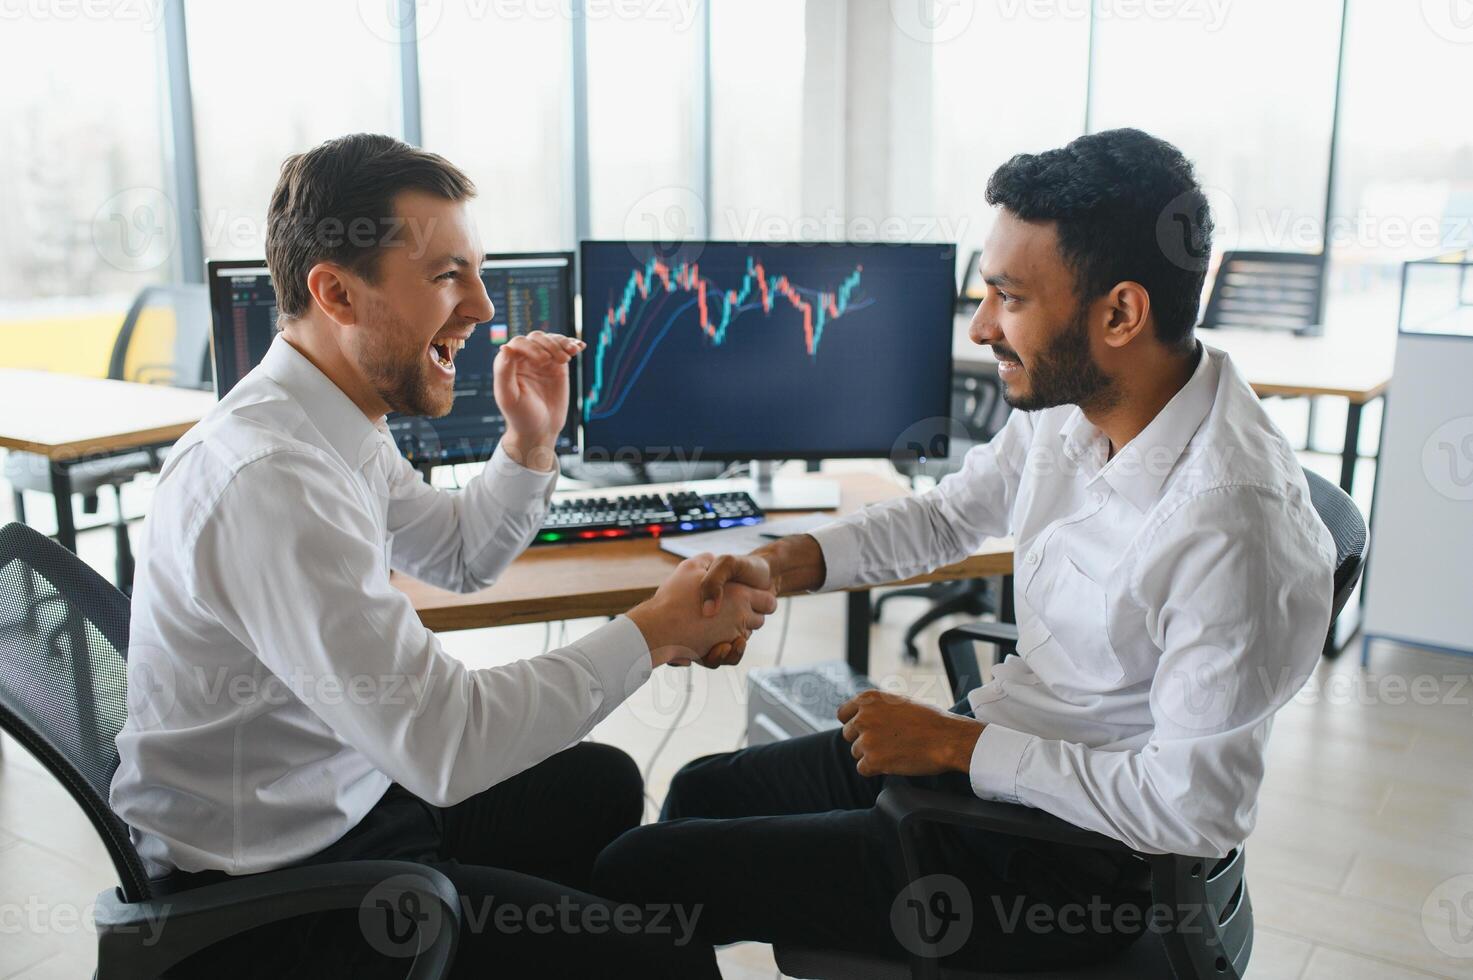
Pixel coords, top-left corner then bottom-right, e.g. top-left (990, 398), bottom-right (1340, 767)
top-left (265, 133), bottom-right (476, 319)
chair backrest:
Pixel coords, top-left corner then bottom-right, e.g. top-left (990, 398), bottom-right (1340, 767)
top-left (1153, 848), bottom-right (1253, 980)
top-left (0, 522), bottom-right (152, 901)
top-left (1301, 467), bottom-right (1368, 623)
top-left (896, 372), bottom-right (1011, 481)
top-left (1201, 250), bottom-right (1325, 336)
top-left (108, 283), bottom-right (212, 390)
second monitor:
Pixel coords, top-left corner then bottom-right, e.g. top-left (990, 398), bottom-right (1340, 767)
top-left (207, 252), bottom-right (579, 468)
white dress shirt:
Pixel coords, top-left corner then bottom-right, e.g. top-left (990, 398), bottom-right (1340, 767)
top-left (812, 345), bottom-right (1335, 858)
top-left (111, 336), bottom-right (652, 878)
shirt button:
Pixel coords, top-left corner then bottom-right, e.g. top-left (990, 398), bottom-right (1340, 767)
top-left (1025, 551), bottom-right (1039, 564)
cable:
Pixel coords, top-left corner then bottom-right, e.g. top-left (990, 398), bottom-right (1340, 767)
top-left (770, 595), bottom-right (794, 669)
top-left (539, 621), bottom-right (552, 656)
top-left (735, 597), bottom-right (794, 750)
top-left (642, 597), bottom-right (796, 816)
top-left (641, 669), bottom-right (695, 820)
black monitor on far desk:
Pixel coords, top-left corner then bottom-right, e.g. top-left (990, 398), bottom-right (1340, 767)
top-left (578, 240), bottom-right (957, 509)
top-left (206, 253), bottom-right (580, 470)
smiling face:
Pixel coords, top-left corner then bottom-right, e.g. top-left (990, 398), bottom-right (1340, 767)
top-left (968, 210), bottom-right (1118, 413)
top-left (339, 190), bottom-right (494, 418)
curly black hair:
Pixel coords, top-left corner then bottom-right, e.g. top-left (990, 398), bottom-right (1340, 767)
top-left (986, 128), bottom-right (1212, 350)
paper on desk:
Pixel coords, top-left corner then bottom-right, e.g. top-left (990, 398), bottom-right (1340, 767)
top-left (658, 514), bottom-right (839, 560)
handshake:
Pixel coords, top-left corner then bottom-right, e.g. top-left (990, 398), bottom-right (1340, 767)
top-left (624, 534), bottom-right (827, 669)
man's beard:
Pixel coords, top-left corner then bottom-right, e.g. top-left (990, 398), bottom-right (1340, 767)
top-left (997, 303), bottom-right (1119, 413)
top-left (356, 300), bottom-right (453, 418)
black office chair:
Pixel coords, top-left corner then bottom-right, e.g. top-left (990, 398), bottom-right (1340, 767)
top-left (0, 522), bottom-right (460, 979)
top-left (1200, 249), bottom-right (1329, 452)
top-left (773, 468), bottom-right (1367, 979)
top-left (6, 284), bottom-right (212, 592)
top-left (1200, 250), bottom-right (1325, 336)
top-left (876, 372), bottom-right (1012, 662)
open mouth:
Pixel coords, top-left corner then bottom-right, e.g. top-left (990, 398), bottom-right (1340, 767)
top-left (428, 337), bottom-right (465, 373)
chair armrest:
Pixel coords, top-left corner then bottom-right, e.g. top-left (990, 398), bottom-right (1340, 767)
top-left (94, 860), bottom-right (461, 980)
top-left (938, 621), bottom-right (1019, 702)
top-left (876, 777), bottom-right (1131, 854)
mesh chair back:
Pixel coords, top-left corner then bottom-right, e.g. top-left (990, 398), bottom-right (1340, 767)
top-left (1201, 250), bottom-right (1325, 335)
top-left (0, 522), bottom-right (152, 901)
top-left (1302, 468), bottom-right (1368, 623)
top-left (109, 284), bottom-right (212, 390)
top-left (897, 372), bottom-right (1011, 482)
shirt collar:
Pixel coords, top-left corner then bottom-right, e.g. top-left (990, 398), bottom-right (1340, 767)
top-left (259, 334), bottom-right (388, 470)
top-left (1055, 342), bottom-right (1218, 513)
top-left (1099, 342), bottom-right (1218, 512)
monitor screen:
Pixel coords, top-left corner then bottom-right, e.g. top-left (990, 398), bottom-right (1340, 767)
top-left (207, 261), bottom-right (278, 397)
top-left (206, 253), bottom-right (579, 466)
top-left (578, 241), bottom-right (956, 461)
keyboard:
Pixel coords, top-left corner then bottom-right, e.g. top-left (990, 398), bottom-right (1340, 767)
top-left (533, 490), bottom-right (765, 545)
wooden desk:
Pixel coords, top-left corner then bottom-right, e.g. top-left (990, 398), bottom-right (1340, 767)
top-left (952, 317), bottom-right (1393, 494)
top-left (0, 370), bottom-right (215, 552)
top-left (395, 472), bottom-right (1014, 674)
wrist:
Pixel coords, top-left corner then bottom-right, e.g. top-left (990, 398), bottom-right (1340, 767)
top-left (939, 716), bottom-right (986, 774)
top-left (757, 534), bottom-right (825, 596)
top-left (499, 431), bottom-right (557, 474)
top-left (626, 602), bottom-right (675, 667)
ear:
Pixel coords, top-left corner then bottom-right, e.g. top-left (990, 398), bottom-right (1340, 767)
top-left (1100, 280), bottom-right (1151, 350)
top-left (304, 263), bottom-right (356, 328)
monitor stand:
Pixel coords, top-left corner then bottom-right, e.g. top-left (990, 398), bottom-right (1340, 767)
top-left (689, 460), bottom-right (841, 512)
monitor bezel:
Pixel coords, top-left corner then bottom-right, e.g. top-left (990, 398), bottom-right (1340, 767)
top-left (204, 252), bottom-right (581, 464)
top-left (576, 240), bottom-right (957, 463)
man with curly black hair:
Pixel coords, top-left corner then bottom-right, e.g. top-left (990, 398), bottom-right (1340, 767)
top-left (593, 129), bottom-right (1335, 972)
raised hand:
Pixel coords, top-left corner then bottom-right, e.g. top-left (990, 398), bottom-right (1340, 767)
top-left (493, 330), bottom-right (584, 472)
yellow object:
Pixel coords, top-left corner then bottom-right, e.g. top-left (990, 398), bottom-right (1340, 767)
top-left (0, 302), bottom-right (176, 382)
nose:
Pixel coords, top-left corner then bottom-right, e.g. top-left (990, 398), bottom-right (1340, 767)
top-left (968, 302), bottom-right (999, 347)
top-left (463, 273), bottom-right (494, 325)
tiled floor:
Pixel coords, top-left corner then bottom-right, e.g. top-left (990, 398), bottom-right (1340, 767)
top-left (3, 454), bottom-right (1472, 978)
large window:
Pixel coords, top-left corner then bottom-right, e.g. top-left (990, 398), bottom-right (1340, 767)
top-left (930, 4), bottom-right (1090, 275)
top-left (708, 0), bottom-right (806, 239)
top-left (1089, 0), bottom-right (1343, 259)
top-left (185, 0), bottom-right (399, 261)
top-left (0, 13), bottom-right (167, 303)
top-left (420, 6), bottom-right (573, 251)
top-left (584, 6), bottom-right (704, 239)
top-left (1327, 1), bottom-right (1473, 326)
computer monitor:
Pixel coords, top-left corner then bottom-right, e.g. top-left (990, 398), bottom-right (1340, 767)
top-left (206, 252), bottom-right (579, 466)
top-left (578, 241), bottom-right (955, 505)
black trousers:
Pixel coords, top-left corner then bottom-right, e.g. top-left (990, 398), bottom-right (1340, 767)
top-left (592, 726), bottom-right (1152, 972)
top-left (160, 742), bottom-right (719, 979)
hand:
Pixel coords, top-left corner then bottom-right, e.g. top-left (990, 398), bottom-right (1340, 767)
top-left (837, 690), bottom-right (985, 778)
top-left (628, 554), bottom-right (779, 668)
top-left (494, 330), bottom-right (584, 472)
top-left (699, 536), bottom-right (825, 662)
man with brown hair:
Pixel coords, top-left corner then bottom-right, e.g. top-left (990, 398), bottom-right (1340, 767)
top-left (110, 134), bottom-right (766, 976)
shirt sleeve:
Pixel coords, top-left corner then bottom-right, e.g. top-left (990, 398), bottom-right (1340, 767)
top-left (382, 440), bottom-right (558, 594)
top-left (968, 485), bottom-right (1334, 857)
top-left (810, 409), bottom-right (1034, 590)
top-left (188, 448), bottom-right (652, 808)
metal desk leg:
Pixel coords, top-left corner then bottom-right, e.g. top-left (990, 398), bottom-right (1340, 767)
top-left (846, 590), bottom-right (871, 676)
top-left (49, 461), bottom-right (76, 554)
top-left (1339, 400), bottom-right (1363, 494)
